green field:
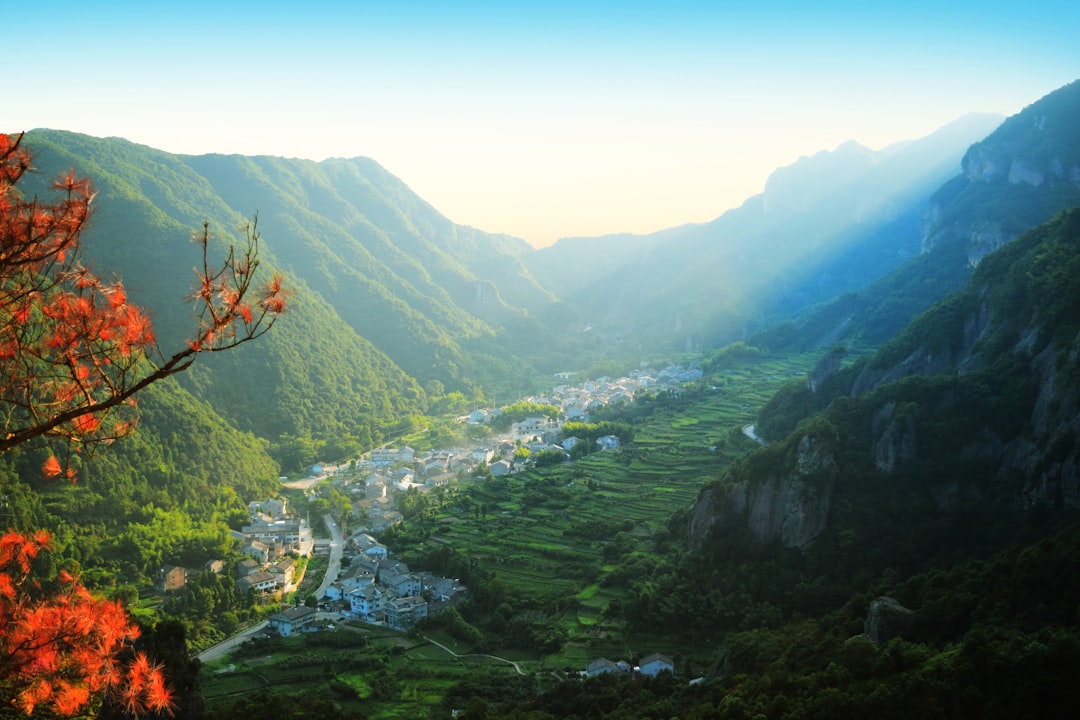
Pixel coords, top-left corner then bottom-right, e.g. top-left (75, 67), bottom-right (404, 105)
top-left (202, 352), bottom-right (820, 713)
top-left (390, 352), bottom-right (819, 665)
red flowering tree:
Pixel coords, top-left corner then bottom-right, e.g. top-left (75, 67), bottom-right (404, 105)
top-left (0, 132), bottom-right (286, 470)
top-left (0, 530), bottom-right (173, 717)
top-left (0, 131), bottom-right (287, 716)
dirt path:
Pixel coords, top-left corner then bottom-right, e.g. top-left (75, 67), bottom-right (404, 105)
top-left (423, 636), bottom-right (527, 675)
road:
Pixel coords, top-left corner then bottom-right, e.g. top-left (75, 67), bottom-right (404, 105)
top-left (742, 424), bottom-right (767, 446)
top-left (314, 513), bottom-right (344, 599)
top-left (197, 621), bottom-right (269, 663)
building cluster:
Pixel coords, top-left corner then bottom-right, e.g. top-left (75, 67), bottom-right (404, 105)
top-left (320, 531), bottom-right (466, 631)
top-left (154, 558), bottom-right (225, 594)
top-left (585, 653), bottom-right (675, 678)
top-left (236, 498), bottom-right (315, 559)
top-left (304, 364), bottom-right (705, 539)
top-left (154, 497), bottom-right (312, 599)
top-left (231, 498), bottom-right (314, 598)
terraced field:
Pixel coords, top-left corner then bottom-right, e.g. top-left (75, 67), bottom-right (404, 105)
top-left (201, 351), bottom-right (824, 713)
top-left (393, 351), bottom-right (820, 667)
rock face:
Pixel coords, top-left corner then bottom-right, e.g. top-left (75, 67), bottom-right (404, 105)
top-left (872, 403), bottom-right (917, 474)
top-left (807, 347), bottom-right (845, 393)
top-left (741, 433), bottom-right (836, 548)
top-left (864, 596), bottom-right (914, 646)
top-left (690, 429), bottom-right (837, 551)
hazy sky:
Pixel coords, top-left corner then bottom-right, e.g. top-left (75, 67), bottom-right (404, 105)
top-left (8, 1), bottom-right (1078, 246)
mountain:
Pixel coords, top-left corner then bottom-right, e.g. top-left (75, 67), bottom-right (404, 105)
top-left (759, 79), bottom-right (1080, 351)
top-left (12, 107), bottom-right (1009, 448)
top-left (16, 130), bottom-right (554, 454)
top-left (603, 208), bottom-right (1080, 718)
top-left (695, 206), bottom-right (1080, 556)
top-left (519, 113), bottom-right (1003, 353)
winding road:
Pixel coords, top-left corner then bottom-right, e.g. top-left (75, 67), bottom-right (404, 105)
top-left (742, 424), bottom-right (767, 446)
top-left (423, 636), bottom-right (527, 675)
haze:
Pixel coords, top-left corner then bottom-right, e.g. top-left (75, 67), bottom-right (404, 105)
top-left (8, 1), bottom-right (1079, 246)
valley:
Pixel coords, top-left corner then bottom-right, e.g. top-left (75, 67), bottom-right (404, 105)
top-left (3, 77), bottom-right (1080, 719)
top-left (196, 349), bottom-right (820, 718)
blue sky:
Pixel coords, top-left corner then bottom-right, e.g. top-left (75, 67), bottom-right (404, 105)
top-left (8, 1), bottom-right (1079, 246)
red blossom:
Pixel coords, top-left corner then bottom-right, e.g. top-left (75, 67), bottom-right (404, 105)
top-left (0, 132), bottom-right (285, 455)
top-left (1, 531), bottom-right (174, 717)
top-left (40, 456), bottom-right (62, 479)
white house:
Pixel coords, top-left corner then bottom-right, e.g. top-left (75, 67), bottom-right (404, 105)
top-left (347, 586), bottom-right (382, 620)
top-left (488, 459), bottom-right (512, 477)
top-left (511, 415), bottom-right (553, 440)
top-left (370, 446), bottom-right (416, 466)
top-left (585, 658), bottom-right (622, 677)
top-left (353, 533), bottom-right (389, 559)
top-left (564, 405), bottom-right (587, 421)
top-left (385, 595), bottom-right (428, 630)
top-left (237, 571), bottom-right (276, 594)
top-left (596, 435), bottom-right (620, 451)
top-left (269, 606), bottom-right (317, 637)
top-left (241, 540), bottom-right (270, 564)
top-left (382, 568), bottom-right (422, 598)
top-left (338, 564), bottom-right (376, 591)
top-left (471, 447), bottom-right (495, 464)
top-left (639, 653), bottom-right (675, 676)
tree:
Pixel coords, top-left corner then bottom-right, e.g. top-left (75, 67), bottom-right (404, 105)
top-left (0, 132), bottom-right (286, 469)
top-left (0, 132), bottom-right (286, 716)
top-left (0, 530), bottom-right (172, 717)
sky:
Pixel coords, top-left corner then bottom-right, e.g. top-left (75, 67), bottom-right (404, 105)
top-left (7, 1), bottom-right (1079, 247)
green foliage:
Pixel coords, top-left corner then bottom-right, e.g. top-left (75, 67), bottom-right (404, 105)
top-left (487, 402), bottom-right (560, 432)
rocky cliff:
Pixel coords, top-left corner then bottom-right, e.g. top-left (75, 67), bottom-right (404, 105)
top-left (921, 79), bottom-right (1080, 264)
top-left (691, 209), bottom-right (1080, 554)
top-left (690, 424), bottom-right (838, 550)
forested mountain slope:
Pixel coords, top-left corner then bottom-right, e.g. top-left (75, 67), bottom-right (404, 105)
top-left (17, 130), bottom-right (546, 456)
top-left (759, 78), bottom-right (1080, 351)
top-left (651, 207), bottom-right (1080, 716)
top-left (698, 206), bottom-right (1080, 553)
top-left (520, 113), bottom-right (1001, 352)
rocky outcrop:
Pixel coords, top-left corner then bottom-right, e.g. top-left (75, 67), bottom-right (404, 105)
top-left (1008, 159), bottom-right (1045, 187)
top-left (687, 485), bottom-right (722, 553)
top-left (690, 430), bottom-right (837, 551)
top-left (807, 347), bottom-right (845, 393)
top-left (872, 403), bottom-right (917, 474)
top-left (851, 345), bottom-right (955, 397)
top-left (864, 596), bottom-right (914, 646)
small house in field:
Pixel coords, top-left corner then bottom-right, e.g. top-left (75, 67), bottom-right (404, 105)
top-left (268, 606), bottom-right (317, 637)
top-left (639, 653), bottom-right (675, 676)
top-left (585, 658), bottom-right (622, 677)
top-left (596, 435), bottom-right (620, 451)
top-left (156, 565), bottom-right (186, 593)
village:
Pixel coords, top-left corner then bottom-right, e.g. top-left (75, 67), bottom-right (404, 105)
top-left (160, 364), bottom-right (701, 672)
top-left (327, 362), bottom-right (704, 532)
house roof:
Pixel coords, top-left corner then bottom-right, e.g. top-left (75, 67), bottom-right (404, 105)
top-left (639, 652), bottom-right (674, 668)
top-left (272, 606), bottom-right (316, 623)
top-left (586, 658), bottom-right (620, 673)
